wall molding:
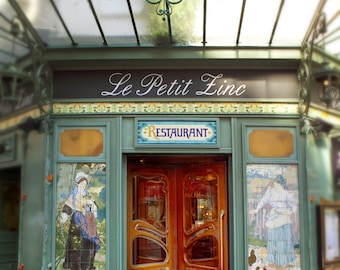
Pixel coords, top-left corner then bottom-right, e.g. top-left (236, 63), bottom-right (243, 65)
top-left (53, 102), bottom-right (298, 115)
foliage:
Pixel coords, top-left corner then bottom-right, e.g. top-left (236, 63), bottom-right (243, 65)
top-left (248, 221), bottom-right (266, 247)
top-left (146, 1), bottom-right (200, 45)
top-left (55, 213), bottom-right (106, 270)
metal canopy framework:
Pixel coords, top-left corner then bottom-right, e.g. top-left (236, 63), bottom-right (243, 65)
top-left (0, 0), bottom-right (339, 69)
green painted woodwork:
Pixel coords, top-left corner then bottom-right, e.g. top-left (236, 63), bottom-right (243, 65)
top-left (0, 112), bottom-right (333, 270)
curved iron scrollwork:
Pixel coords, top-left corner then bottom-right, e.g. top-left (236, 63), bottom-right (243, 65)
top-left (11, 16), bottom-right (52, 115)
top-left (298, 10), bottom-right (340, 115)
top-left (297, 60), bottom-right (311, 115)
top-left (298, 11), bottom-right (323, 116)
top-left (297, 12), bottom-right (325, 116)
top-left (35, 61), bottom-right (53, 114)
top-left (146, 0), bottom-right (183, 17)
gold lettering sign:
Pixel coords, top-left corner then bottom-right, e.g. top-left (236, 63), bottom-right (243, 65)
top-left (249, 130), bottom-right (293, 158)
top-left (60, 129), bottom-right (103, 156)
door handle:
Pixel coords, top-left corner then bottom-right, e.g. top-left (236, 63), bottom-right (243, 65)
top-left (219, 210), bottom-right (225, 270)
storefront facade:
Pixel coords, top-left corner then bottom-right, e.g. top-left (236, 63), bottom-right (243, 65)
top-left (51, 66), bottom-right (306, 270)
top-left (3, 53), bottom-right (332, 270)
top-left (2, 0), bottom-right (340, 268)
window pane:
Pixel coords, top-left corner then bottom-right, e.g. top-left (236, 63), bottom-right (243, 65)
top-left (249, 129), bottom-right (293, 158)
top-left (60, 129), bottom-right (103, 156)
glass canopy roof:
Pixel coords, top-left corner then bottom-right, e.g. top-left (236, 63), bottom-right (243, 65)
top-left (0, 0), bottom-right (339, 69)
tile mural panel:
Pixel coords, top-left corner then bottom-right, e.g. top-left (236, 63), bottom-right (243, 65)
top-left (56, 163), bottom-right (106, 270)
top-left (247, 164), bottom-right (300, 270)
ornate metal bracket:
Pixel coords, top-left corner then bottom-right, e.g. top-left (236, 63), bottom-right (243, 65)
top-left (298, 9), bottom-right (340, 116)
top-left (297, 11), bottom-right (326, 116)
top-left (1, 15), bottom-right (53, 116)
top-left (146, 0), bottom-right (183, 17)
top-left (297, 59), bottom-right (311, 115)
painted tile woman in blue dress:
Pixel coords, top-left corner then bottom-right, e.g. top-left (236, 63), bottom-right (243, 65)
top-left (250, 175), bottom-right (297, 268)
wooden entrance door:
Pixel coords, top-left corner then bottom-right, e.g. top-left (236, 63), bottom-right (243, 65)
top-left (127, 155), bottom-right (228, 270)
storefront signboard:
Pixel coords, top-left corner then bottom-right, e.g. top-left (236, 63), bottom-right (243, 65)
top-left (136, 119), bottom-right (218, 146)
top-left (54, 70), bottom-right (298, 100)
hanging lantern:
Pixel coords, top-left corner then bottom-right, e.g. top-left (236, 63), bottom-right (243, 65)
top-left (0, 65), bottom-right (28, 102)
top-left (313, 62), bottom-right (340, 108)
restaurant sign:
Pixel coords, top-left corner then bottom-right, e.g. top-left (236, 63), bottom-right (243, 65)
top-left (53, 69), bottom-right (298, 100)
top-left (136, 119), bottom-right (218, 146)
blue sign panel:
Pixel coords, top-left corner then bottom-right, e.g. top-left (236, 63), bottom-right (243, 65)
top-left (137, 120), bottom-right (218, 145)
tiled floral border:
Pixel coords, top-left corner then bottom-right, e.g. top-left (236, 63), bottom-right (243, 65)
top-left (53, 102), bottom-right (299, 115)
top-left (0, 102), bottom-right (299, 131)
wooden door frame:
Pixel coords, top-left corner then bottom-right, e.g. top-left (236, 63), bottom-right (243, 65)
top-left (126, 155), bottom-right (229, 270)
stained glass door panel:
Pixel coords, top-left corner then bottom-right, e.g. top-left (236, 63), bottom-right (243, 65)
top-left (179, 163), bottom-right (227, 269)
top-left (131, 174), bottom-right (170, 266)
top-left (127, 156), bottom-right (228, 270)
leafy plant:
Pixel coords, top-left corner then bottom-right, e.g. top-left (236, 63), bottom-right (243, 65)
top-left (146, 1), bottom-right (200, 45)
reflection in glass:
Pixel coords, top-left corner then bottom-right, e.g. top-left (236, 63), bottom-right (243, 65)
top-left (133, 176), bottom-right (167, 231)
top-left (187, 236), bottom-right (218, 267)
top-left (184, 174), bottom-right (218, 231)
top-left (183, 172), bottom-right (219, 267)
top-left (132, 175), bottom-right (168, 266)
top-left (133, 237), bottom-right (167, 265)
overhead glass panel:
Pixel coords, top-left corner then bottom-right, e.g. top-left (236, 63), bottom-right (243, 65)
top-left (322, 0), bottom-right (340, 56)
top-left (272, 0), bottom-right (319, 46)
top-left (148, 0), bottom-right (202, 45)
top-left (239, 0), bottom-right (282, 46)
top-left (0, 39), bottom-right (30, 65)
top-left (203, 0), bottom-right (243, 46)
top-left (16, 0), bottom-right (71, 46)
top-left (92, 0), bottom-right (143, 45)
top-left (0, 1), bottom-right (19, 67)
top-left (0, 0), bottom-right (338, 68)
top-left (55, 0), bottom-right (105, 45)
top-left (12, 0), bottom-right (40, 22)
top-left (0, 0), bottom-right (36, 68)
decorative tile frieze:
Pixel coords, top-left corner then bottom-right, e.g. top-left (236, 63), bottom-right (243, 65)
top-left (0, 103), bottom-right (299, 131)
top-left (53, 102), bottom-right (299, 115)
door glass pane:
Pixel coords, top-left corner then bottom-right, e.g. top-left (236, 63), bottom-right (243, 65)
top-left (133, 176), bottom-right (167, 231)
top-left (187, 236), bottom-right (218, 267)
top-left (131, 174), bottom-right (169, 266)
top-left (133, 237), bottom-right (167, 265)
top-left (183, 172), bottom-right (219, 268)
top-left (184, 173), bottom-right (218, 231)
